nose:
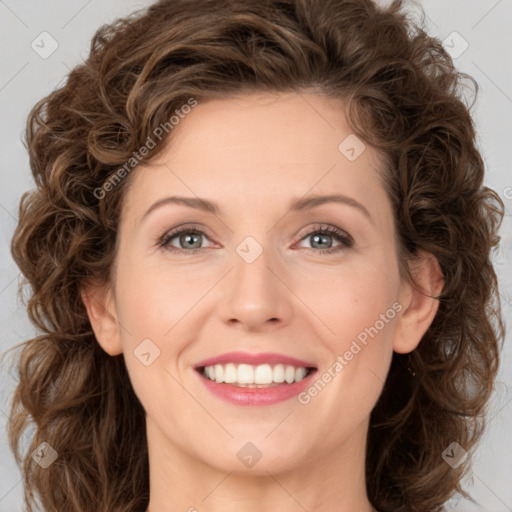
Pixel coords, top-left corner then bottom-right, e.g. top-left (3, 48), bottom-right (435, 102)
top-left (217, 241), bottom-right (294, 332)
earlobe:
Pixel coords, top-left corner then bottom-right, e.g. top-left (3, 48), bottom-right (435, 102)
top-left (393, 250), bottom-right (444, 354)
top-left (81, 280), bottom-right (123, 356)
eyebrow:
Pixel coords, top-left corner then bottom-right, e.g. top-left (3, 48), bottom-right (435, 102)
top-left (141, 193), bottom-right (373, 224)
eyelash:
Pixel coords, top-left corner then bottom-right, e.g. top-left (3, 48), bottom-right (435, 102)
top-left (157, 223), bottom-right (353, 255)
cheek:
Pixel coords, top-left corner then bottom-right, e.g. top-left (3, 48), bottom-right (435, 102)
top-left (115, 252), bottom-right (211, 339)
top-left (295, 256), bottom-right (399, 341)
top-left (116, 272), bottom-right (187, 418)
top-left (295, 255), bottom-right (399, 402)
top-left (301, 289), bottom-right (398, 430)
top-left (113, 255), bottom-right (211, 398)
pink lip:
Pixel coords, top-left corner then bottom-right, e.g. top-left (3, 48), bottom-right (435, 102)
top-left (194, 351), bottom-right (316, 369)
top-left (195, 368), bottom-right (318, 406)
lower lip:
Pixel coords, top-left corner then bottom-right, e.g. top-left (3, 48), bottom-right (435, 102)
top-left (196, 369), bottom-right (317, 406)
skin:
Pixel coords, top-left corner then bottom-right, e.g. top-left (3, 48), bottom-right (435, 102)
top-left (82, 91), bottom-right (443, 512)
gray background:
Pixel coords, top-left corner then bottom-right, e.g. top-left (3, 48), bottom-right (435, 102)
top-left (1, 1), bottom-right (511, 510)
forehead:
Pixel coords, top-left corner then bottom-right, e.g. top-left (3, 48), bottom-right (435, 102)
top-left (122, 92), bottom-right (388, 222)
top-left (163, 92), bottom-right (373, 166)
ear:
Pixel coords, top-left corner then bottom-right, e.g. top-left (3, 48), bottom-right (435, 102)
top-left (81, 279), bottom-right (123, 356)
top-left (393, 250), bottom-right (444, 354)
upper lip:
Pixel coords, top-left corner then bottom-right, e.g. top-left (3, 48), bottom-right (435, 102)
top-left (194, 351), bottom-right (317, 369)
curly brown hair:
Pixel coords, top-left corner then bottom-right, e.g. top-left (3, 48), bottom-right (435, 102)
top-left (4, 0), bottom-right (505, 511)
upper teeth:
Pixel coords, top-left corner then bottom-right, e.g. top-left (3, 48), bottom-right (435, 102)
top-left (202, 363), bottom-right (310, 386)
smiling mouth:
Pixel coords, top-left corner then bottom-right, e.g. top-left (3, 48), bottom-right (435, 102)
top-left (196, 363), bottom-right (317, 387)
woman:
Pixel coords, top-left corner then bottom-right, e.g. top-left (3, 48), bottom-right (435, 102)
top-left (5, 0), bottom-right (505, 511)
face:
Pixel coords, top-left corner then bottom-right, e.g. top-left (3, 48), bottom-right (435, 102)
top-left (85, 91), bottom-right (440, 478)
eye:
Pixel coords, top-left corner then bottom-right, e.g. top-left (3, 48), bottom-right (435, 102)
top-left (158, 225), bottom-right (214, 252)
top-left (157, 223), bottom-right (353, 254)
top-left (295, 224), bottom-right (353, 254)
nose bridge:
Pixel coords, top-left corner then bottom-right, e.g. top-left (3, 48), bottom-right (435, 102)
top-left (218, 233), bottom-right (293, 329)
top-left (234, 234), bottom-right (273, 291)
